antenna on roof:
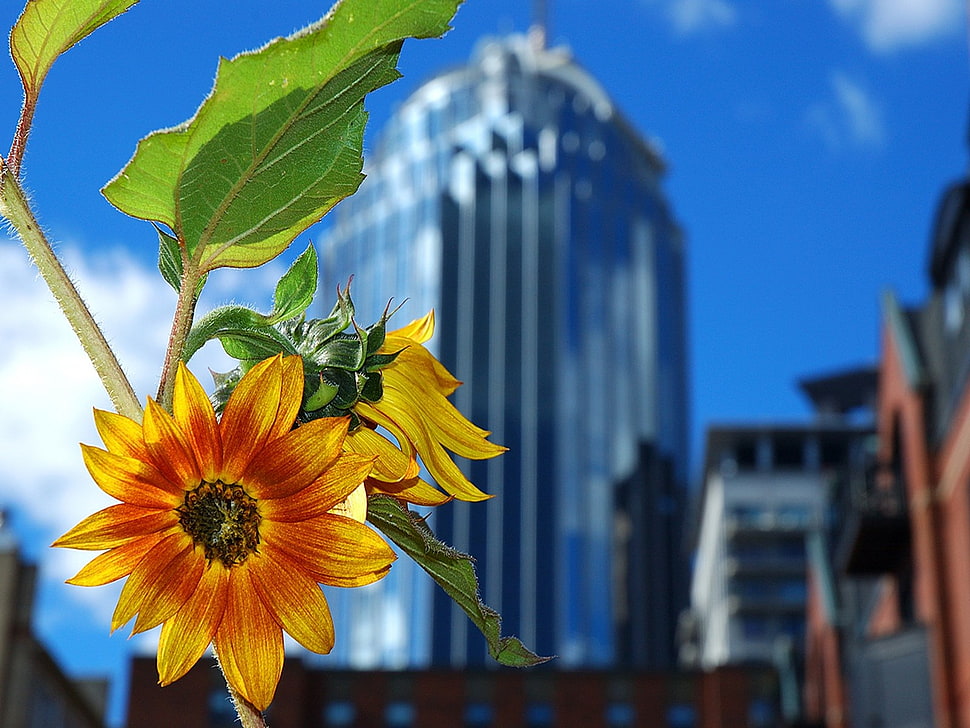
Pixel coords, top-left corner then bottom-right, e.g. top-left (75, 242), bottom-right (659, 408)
top-left (529, 0), bottom-right (548, 49)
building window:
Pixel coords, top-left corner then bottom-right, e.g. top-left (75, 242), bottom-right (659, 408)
top-left (748, 697), bottom-right (776, 728)
top-left (385, 700), bottom-right (415, 728)
top-left (465, 701), bottom-right (493, 727)
top-left (324, 700), bottom-right (356, 727)
top-left (526, 701), bottom-right (554, 728)
top-left (666, 703), bottom-right (697, 728)
top-left (605, 701), bottom-right (636, 727)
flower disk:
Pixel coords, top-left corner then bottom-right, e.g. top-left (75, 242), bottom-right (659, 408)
top-left (54, 355), bottom-right (395, 711)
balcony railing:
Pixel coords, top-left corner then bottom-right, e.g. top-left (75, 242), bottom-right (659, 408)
top-left (836, 461), bottom-right (910, 576)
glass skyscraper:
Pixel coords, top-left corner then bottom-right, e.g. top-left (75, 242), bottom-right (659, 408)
top-left (320, 33), bottom-right (689, 669)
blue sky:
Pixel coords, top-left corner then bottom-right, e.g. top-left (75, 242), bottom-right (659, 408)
top-left (0, 0), bottom-right (966, 725)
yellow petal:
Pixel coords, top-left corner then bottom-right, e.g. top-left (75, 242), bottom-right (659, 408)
top-left (260, 453), bottom-right (372, 522)
top-left (172, 362), bottom-right (223, 482)
top-left (344, 426), bottom-right (419, 482)
top-left (382, 335), bottom-right (461, 395)
top-left (111, 532), bottom-right (198, 633)
top-left (388, 310), bottom-right (435, 344)
top-left (261, 516), bottom-right (395, 588)
top-left (327, 483), bottom-right (368, 523)
top-left (143, 397), bottom-right (201, 489)
top-left (355, 401), bottom-right (492, 502)
top-left (214, 568), bottom-right (284, 712)
top-left (81, 444), bottom-right (183, 508)
top-left (158, 562), bottom-right (229, 686)
top-left (93, 408), bottom-right (148, 460)
top-left (66, 535), bottom-right (158, 586)
top-left (249, 551), bottom-right (335, 654)
top-left (366, 475), bottom-right (451, 507)
top-left (243, 416), bottom-right (348, 500)
top-left (53, 504), bottom-right (177, 550)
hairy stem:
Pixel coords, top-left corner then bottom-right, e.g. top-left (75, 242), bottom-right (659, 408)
top-left (0, 161), bottom-right (142, 421)
top-left (8, 91), bottom-right (37, 177)
top-left (156, 259), bottom-right (201, 410)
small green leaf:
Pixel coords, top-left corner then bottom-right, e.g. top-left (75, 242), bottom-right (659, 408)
top-left (156, 226), bottom-right (182, 292)
top-left (304, 377), bottom-right (339, 411)
top-left (10, 0), bottom-right (137, 100)
top-left (268, 244), bottom-right (317, 324)
top-left (367, 495), bottom-right (552, 668)
top-left (102, 0), bottom-right (463, 272)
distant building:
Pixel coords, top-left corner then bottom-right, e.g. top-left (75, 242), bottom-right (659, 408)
top-left (681, 378), bottom-right (874, 723)
top-left (0, 511), bottom-right (109, 728)
top-left (804, 172), bottom-right (970, 727)
top-left (321, 31), bottom-right (689, 668)
top-left (124, 656), bottom-right (780, 728)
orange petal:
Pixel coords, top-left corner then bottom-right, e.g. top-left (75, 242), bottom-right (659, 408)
top-left (249, 551), bottom-right (335, 654)
top-left (143, 397), bottom-right (201, 489)
top-left (344, 426), bottom-right (419, 482)
top-left (243, 417), bottom-right (348, 500)
top-left (172, 362), bottom-right (223, 482)
top-left (66, 534), bottom-right (159, 586)
top-left (111, 532), bottom-right (199, 633)
top-left (214, 568), bottom-right (284, 712)
top-left (53, 504), bottom-right (178, 550)
top-left (158, 562), bottom-right (229, 686)
top-left (81, 444), bottom-right (183, 508)
top-left (261, 516), bottom-right (395, 588)
top-left (93, 408), bottom-right (149, 460)
top-left (259, 452), bottom-right (372, 522)
top-left (220, 356), bottom-right (291, 483)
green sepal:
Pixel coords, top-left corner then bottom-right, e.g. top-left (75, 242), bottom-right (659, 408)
top-left (267, 244), bottom-right (318, 324)
top-left (182, 304), bottom-right (298, 363)
top-left (316, 333), bottom-right (365, 371)
top-left (366, 495), bottom-right (552, 668)
top-left (360, 371), bottom-right (383, 403)
top-left (366, 349), bottom-right (403, 372)
top-left (304, 377), bottom-right (339, 411)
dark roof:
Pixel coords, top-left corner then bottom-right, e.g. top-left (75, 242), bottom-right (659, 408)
top-left (798, 366), bottom-right (879, 415)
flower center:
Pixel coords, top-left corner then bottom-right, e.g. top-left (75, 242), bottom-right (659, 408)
top-left (177, 480), bottom-right (261, 567)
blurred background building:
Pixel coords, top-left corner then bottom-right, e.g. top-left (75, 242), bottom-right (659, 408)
top-left (321, 30), bottom-right (689, 669)
top-left (0, 512), bottom-right (109, 728)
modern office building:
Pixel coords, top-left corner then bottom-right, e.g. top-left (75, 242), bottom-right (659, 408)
top-left (320, 31), bottom-right (689, 668)
top-left (0, 511), bottom-right (110, 728)
top-left (682, 417), bottom-right (873, 670)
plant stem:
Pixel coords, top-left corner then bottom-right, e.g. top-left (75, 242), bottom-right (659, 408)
top-left (156, 260), bottom-right (201, 410)
top-left (0, 161), bottom-right (142, 421)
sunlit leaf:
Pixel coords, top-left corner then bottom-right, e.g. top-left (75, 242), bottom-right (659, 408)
top-left (367, 495), bottom-right (552, 668)
top-left (102, 0), bottom-right (463, 272)
top-left (10, 0), bottom-right (137, 99)
top-left (268, 244), bottom-right (317, 324)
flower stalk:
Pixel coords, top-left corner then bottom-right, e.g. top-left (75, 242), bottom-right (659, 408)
top-left (0, 160), bottom-right (141, 421)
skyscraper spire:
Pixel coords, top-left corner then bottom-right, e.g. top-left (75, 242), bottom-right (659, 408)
top-left (529, 0), bottom-right (548, 49)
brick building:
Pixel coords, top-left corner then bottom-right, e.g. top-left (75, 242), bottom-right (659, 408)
top-left (804, 175), bottom-right (970, 727)
top-left (0, 512), bottom-right (109, 728)
top-left (125, 656), bottom-right (780, 728)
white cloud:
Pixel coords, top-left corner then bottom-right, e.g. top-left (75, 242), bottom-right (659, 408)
top-left (829, 0), bottom-right (964, 52)
top-left (805, 71), bottom-right (885, 150)
top-left (643, 0), bottom-right (737, 35)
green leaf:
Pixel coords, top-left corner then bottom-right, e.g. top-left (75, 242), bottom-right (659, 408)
top-left (156, 226), bottom-right (182, 292)
top-left (10, 0), bottom-right (137, 99)
top-left (102, 0), bottom-right (463, 272)
top-left (268, 244), bottom-right (317, 324)
top-left (366, 495), bottom-right (552, 668)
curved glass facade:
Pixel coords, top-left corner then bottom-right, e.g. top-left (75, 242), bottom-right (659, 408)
top-left (320, 34), bottom-right (689, 668)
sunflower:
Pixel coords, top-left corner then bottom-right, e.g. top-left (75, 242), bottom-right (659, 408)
top-left (343, 311), bottom-right (506, 505)
top-left (53, 355), bottom-right (395, 711)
